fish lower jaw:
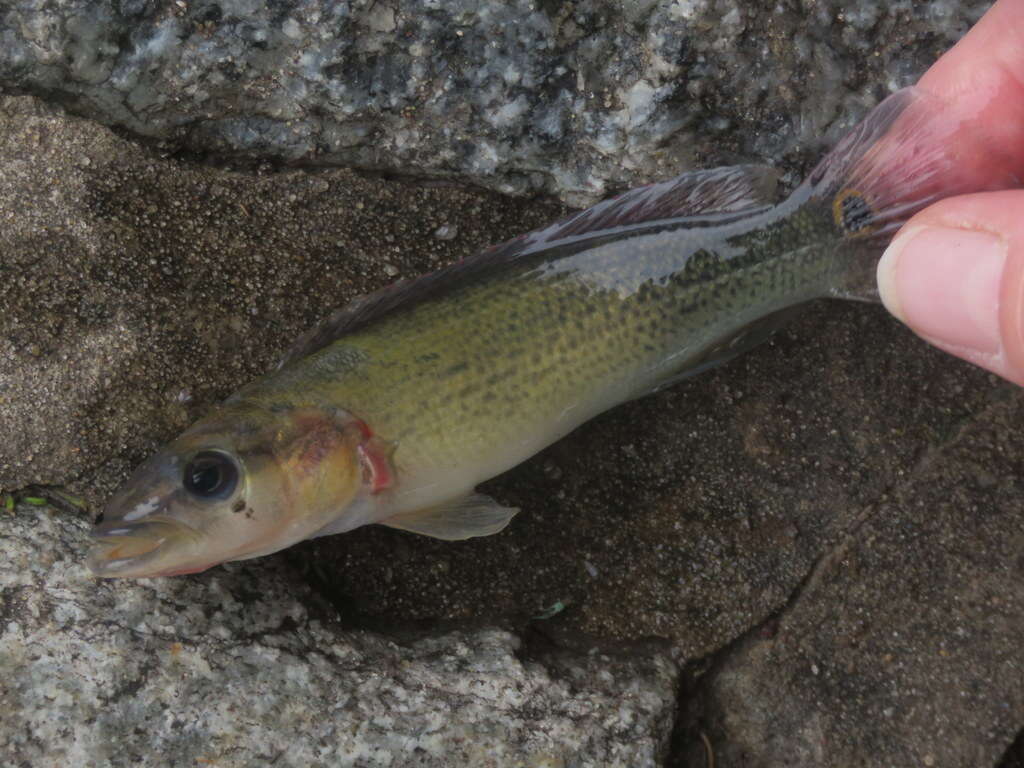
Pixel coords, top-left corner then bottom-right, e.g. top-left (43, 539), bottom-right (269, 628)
top-left (87, 536), bottom-right (176, 578)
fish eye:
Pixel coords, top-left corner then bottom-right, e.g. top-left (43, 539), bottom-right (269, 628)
top-left (183, 451), bottom-right (239, 501)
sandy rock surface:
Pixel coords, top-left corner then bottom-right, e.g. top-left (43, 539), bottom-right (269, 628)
top-left (0, 94), bottom-right (562, 496)
top-left (2, 1), bottom-right (1023, 764)
top-left (677, 393), bottom-right (1024, 767)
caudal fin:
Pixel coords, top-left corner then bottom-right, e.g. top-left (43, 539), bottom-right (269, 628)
top-left (804, 87), bottom-right (1020, 300)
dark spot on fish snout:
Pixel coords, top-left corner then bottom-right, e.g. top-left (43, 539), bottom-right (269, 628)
top-left (231, 499), bottom-right (246, 514)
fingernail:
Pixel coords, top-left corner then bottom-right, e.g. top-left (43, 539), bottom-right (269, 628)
top-left (877, 225), bottom-right (1006, 354)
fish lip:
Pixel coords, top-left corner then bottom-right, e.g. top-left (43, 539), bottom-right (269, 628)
top-left (87, 517), bottom-right (200, 578)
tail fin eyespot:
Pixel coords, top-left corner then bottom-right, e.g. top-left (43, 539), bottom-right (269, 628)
top-left (833, 188), bottom-right (879, 237)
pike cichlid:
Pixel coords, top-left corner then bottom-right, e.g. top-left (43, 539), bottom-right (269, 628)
top-left (89, 87), bottom-right (1017, 578)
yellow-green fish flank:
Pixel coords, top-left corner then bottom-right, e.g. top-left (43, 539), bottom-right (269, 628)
top-left (88, 87), bottom-right (1018, 578)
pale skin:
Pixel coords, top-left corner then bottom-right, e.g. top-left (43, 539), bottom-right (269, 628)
top-left (877, 0), bottom-right (1024, 385)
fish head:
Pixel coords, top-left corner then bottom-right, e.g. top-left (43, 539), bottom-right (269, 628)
top-left (88, 405), bottom-right (374, 578)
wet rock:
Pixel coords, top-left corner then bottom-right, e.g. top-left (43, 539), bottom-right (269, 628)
top-left (0, 0), bottom-right (992, 204)
top-left (675, 393), bottom-right (1024, 767)
top-left (0, 503), bottom-right (679, 767)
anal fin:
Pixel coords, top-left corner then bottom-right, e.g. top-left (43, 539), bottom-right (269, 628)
top-left (380, 493), bottom-right (518, 540)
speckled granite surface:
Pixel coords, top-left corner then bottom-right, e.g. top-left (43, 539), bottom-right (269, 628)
top-left (0, 0), bottom-right (992, 204)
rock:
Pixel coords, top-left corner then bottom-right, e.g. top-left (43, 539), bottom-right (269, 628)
top-left (3, 5), bottom-right (1024, 765)
top-left (0, 0), bottom-right (993, 204)
top-left (0, 93), bottom-right (562, 496)
top-left (1001, 733), bottom-right (1024, 768)
top-left (2, 89), bottom-right (1014, 664)
top-left (675, 393), bottom-right (1024, 767)
top-left (0, 503), bottom-right (679, 767)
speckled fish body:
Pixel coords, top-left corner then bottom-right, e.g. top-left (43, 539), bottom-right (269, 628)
top-left (88, 87), bottom-right (1017, 577)
top-left (251, 188), bottom-right (838, 520)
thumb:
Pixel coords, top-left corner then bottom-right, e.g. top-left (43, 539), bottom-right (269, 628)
top-left (876, 190), bottom-right (1024, 386)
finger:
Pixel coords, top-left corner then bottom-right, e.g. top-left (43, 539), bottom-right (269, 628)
top-left (877, 190), bottom-right (1024, 386)
top-left (917, 0), bottom-right (1024, 176)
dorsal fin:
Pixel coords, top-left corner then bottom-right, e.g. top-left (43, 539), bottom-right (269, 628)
top-left (278, 165), bottom-right (780, 367)
top-left (541, 164), bottom-right (779, 239)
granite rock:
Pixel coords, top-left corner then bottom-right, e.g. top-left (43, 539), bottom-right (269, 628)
top-left (0, 502), bottom-right (678, 767)
top-left (3, 2), bottom-right (1024, 764)
top-left (0, 0), bottom-right (993, 204)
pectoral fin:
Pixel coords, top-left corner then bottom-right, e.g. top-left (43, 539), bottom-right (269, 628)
top-left (380, 494), bottom-right (518, 540)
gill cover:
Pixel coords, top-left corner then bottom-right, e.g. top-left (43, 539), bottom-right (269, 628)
top-left (272, 408), bottom-right (382, 513)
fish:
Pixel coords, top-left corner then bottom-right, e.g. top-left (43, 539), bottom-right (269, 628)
top-left (88, 87), bottom-right (1017, 578)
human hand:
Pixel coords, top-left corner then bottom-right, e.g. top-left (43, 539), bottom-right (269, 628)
top-left (876, 0), bottom-right (1024, 386)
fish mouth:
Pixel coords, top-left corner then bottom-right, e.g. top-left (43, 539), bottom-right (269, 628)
top-left (87, 518), bottom-right (200, 578)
